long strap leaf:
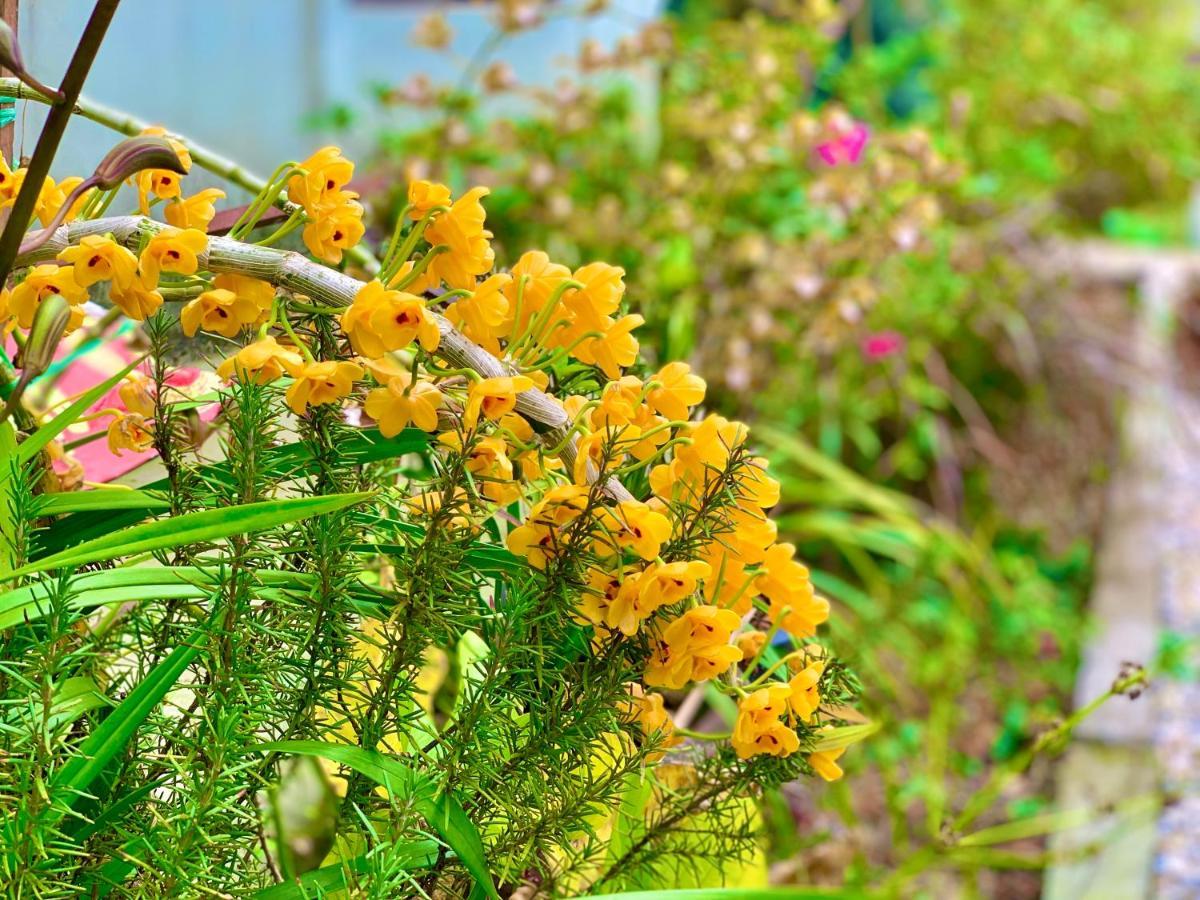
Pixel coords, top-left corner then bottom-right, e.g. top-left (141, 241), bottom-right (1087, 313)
top-left (257, 741), bottom-right (499, 900)
top-left (0, 626), bottom-right (208, 865)
top-left (572, 891), bottom-right (858, 899)
top-left (47, 633), bottom-right (203, 813)
top-left (35, 428), bottom-right (425, 557)
top-left (251, 844), bottom-right (441, 899)
top-left (31, 488), bottom-right (169, 515)
top-left (8, 493), bottom-right (373, 578)
top-left (0, 566), bottom-right (390, 632)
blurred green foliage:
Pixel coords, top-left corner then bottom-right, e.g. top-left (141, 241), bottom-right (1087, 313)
top-left (835, 0), bottom-right (1200, 229)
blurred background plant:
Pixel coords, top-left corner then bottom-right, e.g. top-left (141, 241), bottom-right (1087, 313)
top-left (835, 0), bottom-right (1200, 238)
top-left (299, 0), bottom-right (1200, 892)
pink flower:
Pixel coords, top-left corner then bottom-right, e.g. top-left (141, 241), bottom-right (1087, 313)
top-left (816, 121), bottom-right (870, 166)
top-left (860, 331), bottom-right (904, 361)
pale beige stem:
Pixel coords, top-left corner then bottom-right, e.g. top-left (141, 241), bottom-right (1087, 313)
top-left (18, 215), bottom-right (633, 501)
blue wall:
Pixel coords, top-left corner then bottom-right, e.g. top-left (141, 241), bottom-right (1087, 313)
top-left (14, 0), bottom-right (664, 198)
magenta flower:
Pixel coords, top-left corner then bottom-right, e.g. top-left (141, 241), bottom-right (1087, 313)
top-left (816, 121), bottom-right (870, 166)
top-left (860, 331), bottom-right (904, 361)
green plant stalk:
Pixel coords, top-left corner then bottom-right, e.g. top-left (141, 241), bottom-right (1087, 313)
top-left (228, 160), bottom-right (298, 239)
top-left (380, 205), bottom-right (447, 285)
top-left (254, 209), bottom-right (305, 247)
top-left (390, 243), bottom-right (449, 291)
top-left (875, 672), bottom-right (1148, 894)
top-left (509, 279), bottom-right (584, 359)
top-left (378, 203), bottom-right (411, 273)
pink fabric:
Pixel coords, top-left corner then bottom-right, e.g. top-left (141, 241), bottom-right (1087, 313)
top-left (9, 320), bottom-right (217, 483)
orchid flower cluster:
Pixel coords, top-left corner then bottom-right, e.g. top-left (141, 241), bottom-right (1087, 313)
top-left (312, 149), bottom-right (853, 773)
top-left (6, 135), bottom-right (859, 783)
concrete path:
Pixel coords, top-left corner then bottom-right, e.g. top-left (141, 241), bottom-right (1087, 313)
top-left (1040, 244), bottom-right (1200, 899)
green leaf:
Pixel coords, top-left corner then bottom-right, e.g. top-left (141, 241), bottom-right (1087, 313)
top-left (353, 537), bottom-right (523, 576)
top-left (1, 627), bottom-right (207, 855)
top-left (43, 676), bottom-right (110, 729)
top-left (809, 722), bottom-right (880, 752)
top-left (31, 488), bottom-right (169, 516)
top-left (79, 836), bottom-right (152, 898)
top-left (49, 634), bottom-right (202, 804)
top-left (0, 419), bottom-right (18, 577)
top-left (251, 845), bottom-right (440, 899)
top-left (35, 429), bottom-right (426, 557)
top-left (3, 676), bottom-right (109, 731)
top-left (756, 425), bottom-right (920, 521)
top-left (453, 631), bottom-right (490, 715)
top-left (809, 569), bottom-right (876, 616)
top-left (957, 792), bottom-right (1159, 847)
top-left (0, 567), bottom-right (331, 630)
top-left (608, 771), bottom-right (655, 868)
top-left (72, 779), bottom-right (164, 843)
top-left (16, 357), bottom-right (143, 467)
top-left (257, 741), bottom-right (498, 900)
top-left (176, 427), bottom-right (431, 491)
top-left (9, 493), bottom-right (373, 578)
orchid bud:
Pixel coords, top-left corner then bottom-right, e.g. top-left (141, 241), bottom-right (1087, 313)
top-left (92, 136), bottom-right (188, 190)
top-left (176, 407), bottom-right (213, 453)
top-left (0, 290), bottom-right (72, 426)
top-left (20, 136), bottom-right (191, 255)
top-left (0, 20), bottom-right (63, 102)
top-left (736, 631), bottom-right (768, 662)
top-left (17, 292), bottom-right (71, 378)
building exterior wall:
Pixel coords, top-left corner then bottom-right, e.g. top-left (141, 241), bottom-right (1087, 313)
top-left (14, 0), bottom-right (664, 197)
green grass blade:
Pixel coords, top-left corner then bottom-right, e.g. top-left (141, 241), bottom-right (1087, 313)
top-left (353, 538), bottom-right (524, 576)
top-left (0, 419), bottom-right (18, 577)
top-left (43, 627), bottom-right (205, 830)
top-left (809, 722), bottom-right (880, 752)
top-left (153, 427), bottom-right (430, 492)
top-left (9, 493), bottom-right (373, 578)
top-left (71, 779), bottom-right (164, 843)
top-left (251, 845), bottom-right (441, 899)
top-left (78, 836), bottom-right (152, 898)
top-left (32, 489), bottom-right (169, 515)
top-left (43, 677), bottom-right (110, 730)
top-left (34, 429), bottom-right (425, 557)
top-left (3, 676), bottom-right (110, 732)
top-left (572, 891), bottom-right (858, 899)
top-left (258, 741), bottom-right (498, 900)
top-left (0, 567), bottom-right (322, 630)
